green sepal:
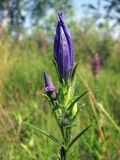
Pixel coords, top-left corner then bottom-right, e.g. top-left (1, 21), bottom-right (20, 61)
top-left (56, 101), bottom-right (65, 108)
top-left (67, 90), bottom-right (89, 111)
top-left (24, 122), bottom-right (64, 147)
top-left (68, 124), bottom-right (93, 149)
top-left (72, 103), bottom-right (86, 119)
top-left (42, 93), bottom-right (50, 100)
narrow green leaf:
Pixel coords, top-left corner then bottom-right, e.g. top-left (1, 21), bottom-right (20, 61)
top-left (97, 102), bottom-right (120, 132)
top-left (42, 94), bottom-right (50, 101)
top-left (20, 143), bottom-right (31, 155)
top-left (52, 59), bottom-right (60, 80)
top-left (71, 62), bottom-right (80, 80)
top-left (68, 90), bottom-right (89, 110)
top-left (68, 124), bottom-right (93, 149)
top-left (24, 122), bottom-right (64, 147)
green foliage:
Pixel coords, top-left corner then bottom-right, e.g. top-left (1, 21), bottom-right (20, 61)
top-left (71, 18), bottom-right (114, 64)
top-left (0, 0), bottom-right (73, 32)
top-left (102, 0), bottom-right (120, 23)
top-left (106, 53), bottom-right (120, 72)
top-left (84, 0), bottom-right (120, 24)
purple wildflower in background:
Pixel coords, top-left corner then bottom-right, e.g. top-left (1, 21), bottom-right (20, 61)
top-left (54, 12), bottom-right (74, 80)
top-left (92, 53), bottom-right (100, 77)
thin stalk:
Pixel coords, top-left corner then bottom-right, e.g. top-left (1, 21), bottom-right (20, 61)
top-left (48, 98), bottom-right (64, 140)
top-left (53, 110), bottom-right (65, 142)
top-left (60, 126), bottom-right (71, 160)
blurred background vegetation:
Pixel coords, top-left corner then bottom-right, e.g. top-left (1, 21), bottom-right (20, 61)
top-left (0, 0), bottom-right (120, 159)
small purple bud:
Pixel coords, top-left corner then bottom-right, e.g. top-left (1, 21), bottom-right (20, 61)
top-left (44, 72), bottom-right (55, 93)
top-left (92, 53), bottom-right (100, 76)
top-left (44, 72), bottom-right (57, 108)
top-left (54, 12), bottom-right (74, 80)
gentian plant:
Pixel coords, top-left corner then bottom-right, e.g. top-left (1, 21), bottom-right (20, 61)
top-left (25, 13), bottom-right (92, 160)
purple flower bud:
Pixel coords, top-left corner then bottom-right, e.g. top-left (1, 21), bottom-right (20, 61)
top-left (92, 53), bottom-right (100, 76)
top-left (44, 72), bottom-right (57, 109)
top-left (54, 13), bottom-right (74, 80)
top-left (44, 72), bottom-right (55, 93)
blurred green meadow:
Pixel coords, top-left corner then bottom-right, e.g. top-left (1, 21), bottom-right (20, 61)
top-left (0, 4), bottom-right (120, 159)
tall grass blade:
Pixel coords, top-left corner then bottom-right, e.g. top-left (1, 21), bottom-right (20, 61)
top-left (97, 102), bottom-right (120, 132)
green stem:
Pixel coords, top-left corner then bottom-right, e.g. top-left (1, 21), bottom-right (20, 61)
top-left (60, 147), bottom-right (68, 160)
top-left (52, 108), bottom-right (65, 140)
top-left (65, 150), bottom-right (68, 160)
top-left (60, 126), bottom-right (70, 160)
